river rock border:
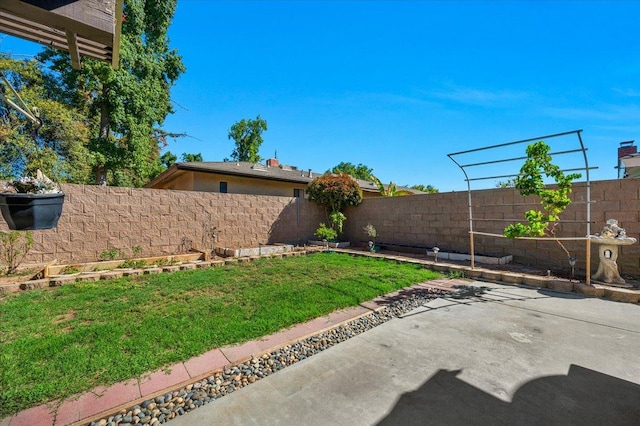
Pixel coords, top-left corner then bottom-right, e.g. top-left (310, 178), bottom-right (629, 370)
top-left (87, 286), bottom-right (444, 426)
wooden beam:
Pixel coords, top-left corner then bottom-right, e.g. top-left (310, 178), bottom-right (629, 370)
top-left (0, 13), bottom-right (111, 60)
top-left (14, 0), bottom-right (114, 42)
top-left (65, 30), bottom-right (82, 70)
top-left (0, 0), bottom-right (121, 69)
top-left (111, 0), bottom-right (123, 69)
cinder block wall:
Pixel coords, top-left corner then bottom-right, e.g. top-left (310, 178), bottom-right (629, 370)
top-left (2, 179), bottom-right (638, 277)
top-left (344, 179), bottom-right (640, 277)
top-left (0, 184), bottom-right (324, 265)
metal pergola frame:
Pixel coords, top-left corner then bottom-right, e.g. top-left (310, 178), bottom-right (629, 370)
top-left (448, 130), bottom-right (597, 284)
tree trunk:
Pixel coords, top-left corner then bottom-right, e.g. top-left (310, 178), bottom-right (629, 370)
top-left (95, 91), bottom-right (110, 185)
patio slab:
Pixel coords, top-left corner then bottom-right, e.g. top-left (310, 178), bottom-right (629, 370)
top-left (170, 281), bottom-right (640, 426)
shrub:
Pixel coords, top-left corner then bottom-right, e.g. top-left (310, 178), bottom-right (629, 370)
top-left (364, 223), bottom-right (377, 240)
top-left (307, 173), bottom-right (362, 238)
top-left (314, 223), bottom-right (338, 242)
top-left (307, 173), bottom-right (363, 216)
top-left (0, 231), bottom-right (34, 275)
top-left (330, 211), bottom-right (346, 235)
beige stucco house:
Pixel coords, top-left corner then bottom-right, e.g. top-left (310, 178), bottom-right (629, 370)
top-left (146, 158), bottom-right (420, 198)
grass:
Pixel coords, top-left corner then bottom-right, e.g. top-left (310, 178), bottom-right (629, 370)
top-left (0, 253), bottom-right (441, 416)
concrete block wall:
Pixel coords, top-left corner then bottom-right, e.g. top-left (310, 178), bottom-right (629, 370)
top-left (344, 179), bottom-right (640, 277)
top-left (2, 178), bottom-right (639, 277)
top-left (0, 184), bottom-right (324, 265)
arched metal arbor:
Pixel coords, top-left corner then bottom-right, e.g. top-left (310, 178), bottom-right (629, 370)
top-left (448, 130), bottom-right (597, 283)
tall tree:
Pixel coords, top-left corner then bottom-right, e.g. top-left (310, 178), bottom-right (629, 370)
top-left (228, 115), bottom-right (267, 163)
top-left (160, 151), bottom-right (177, 168)
top-left (328, 162), bottom-right (373, 180)
top-left (181, 152), bottom-right (203, 162)
top-left (36, 0), bottom-right (185, 187)
top-left (0, 56), bottom-right (94, 182)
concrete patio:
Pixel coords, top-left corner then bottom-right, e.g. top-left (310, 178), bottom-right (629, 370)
top-left (169, 281), bottom-right (640, 425)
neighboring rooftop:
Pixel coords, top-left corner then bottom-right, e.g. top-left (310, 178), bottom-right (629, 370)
top-left (146, 158), bottom-right (422, 195)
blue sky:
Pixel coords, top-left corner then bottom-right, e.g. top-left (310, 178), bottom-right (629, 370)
top-left (1, 1), bottom-right (639, 191)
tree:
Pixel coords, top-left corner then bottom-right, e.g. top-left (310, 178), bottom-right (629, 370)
top-left (327, 162), bottom-right (373, 180)
top-left (495, 179), bottom-right (515, 188)
top-left (228, 116), bottom-right (267, 163)
top-left (504, 141), bottom-right (581, 258)
top-left (36, 0), bottom-right (185, 187)
top-left (370, 175), bottom-right (413, 197)
top-left (410, 184), bottom-right (439, 193)
top-left (0, 56), bottom-right (95, 182)
top-left (307, 173), bottom-right (363, 234)
top-left (160, 152), bottom-right (177, 168)
top-left (181, 152), bottom-right (203, 162)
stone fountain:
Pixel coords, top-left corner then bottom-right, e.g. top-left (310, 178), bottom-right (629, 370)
top-left (590, 219), bottom-right (637, 286)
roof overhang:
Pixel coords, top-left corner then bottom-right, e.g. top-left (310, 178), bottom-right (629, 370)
top-left (0, 0), bottom-right (123, 70)
top-left (620, 154), bottom-right (640, 178)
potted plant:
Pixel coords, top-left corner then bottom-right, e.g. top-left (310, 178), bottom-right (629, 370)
top-left (363, 223), bottom-right (378, 252)
top-left (0, 170), bottom-right (65, 230)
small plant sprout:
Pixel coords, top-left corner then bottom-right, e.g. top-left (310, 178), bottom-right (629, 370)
top-left (99, 248), bottom-right (122, 261)
top-left (0, 231), bottom-right (34, 275)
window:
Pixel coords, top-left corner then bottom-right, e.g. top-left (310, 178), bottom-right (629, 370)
top-left (294, 189), bottom-right (304, 198)
top-left (219, 182), bottom-right (228, 193)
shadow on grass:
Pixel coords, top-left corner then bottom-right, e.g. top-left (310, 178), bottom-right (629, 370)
top-left (378, 364), bottom-right (640, 425)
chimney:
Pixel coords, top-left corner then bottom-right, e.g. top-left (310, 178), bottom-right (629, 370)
top-left (308, 168), bottom-right (312, 178)
top-left (618, 141), bottom-right (637, 179)
top-left (266, 158), bottom-right (279, 167)
top-left (618, 141), bottom-right (636, 159)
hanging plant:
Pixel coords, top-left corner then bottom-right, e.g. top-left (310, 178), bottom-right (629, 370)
top-left (504, 141), bottom-right (581, 257)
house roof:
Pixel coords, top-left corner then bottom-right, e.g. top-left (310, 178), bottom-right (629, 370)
top-left (620, 154), bottom-right (640, 178)
top-left (146, 161), bottom-right (422, 195)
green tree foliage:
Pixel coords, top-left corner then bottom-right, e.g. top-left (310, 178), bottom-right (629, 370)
top-left (35, 0), bottom-right (185, 187)
top-left (181, 152), bottom-right (203, 162)
top-left (410, 184), bottom-right (439, 193)
top-left (307, 173), bottom-right (363, 218)
top-left (327, 162), bottom-right (373, 180)
top-left (0, 57), bottom-right (94, 182)
top-left (160, 151), bottom-right (177, 168)
top-left (228, 116), bottom-right (267, 163)
top-left (504, 141), bottom-right (581, 256)
top-left (370, 175), bottom-right (413, 197)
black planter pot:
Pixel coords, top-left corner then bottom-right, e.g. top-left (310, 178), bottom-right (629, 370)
top-left (0, 192), bottom-right (65, 230)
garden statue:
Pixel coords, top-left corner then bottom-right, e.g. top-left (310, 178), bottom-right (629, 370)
top-left (590, 219), bottom-right (637, 285)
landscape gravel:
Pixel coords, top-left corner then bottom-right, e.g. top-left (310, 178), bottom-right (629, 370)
top-left (88, 286), bottom-right (443, 426)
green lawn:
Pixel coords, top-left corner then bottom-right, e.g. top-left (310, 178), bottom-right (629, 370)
top-left (0, 253), bottom-right (440, 416)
